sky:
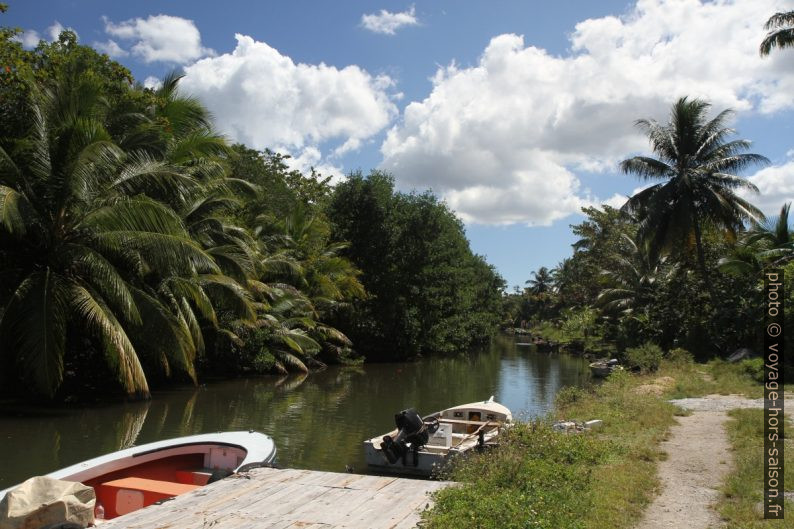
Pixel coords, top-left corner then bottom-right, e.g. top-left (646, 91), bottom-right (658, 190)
top-left (6, 0), bottom-right (794, 289)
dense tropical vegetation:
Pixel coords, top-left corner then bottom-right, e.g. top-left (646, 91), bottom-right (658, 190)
top-left (504, 97), bottom-right (792, 376)
top-left (0, 26), bottom-right (504, 400)
top-left (2, 6), bottom-right (792, 402)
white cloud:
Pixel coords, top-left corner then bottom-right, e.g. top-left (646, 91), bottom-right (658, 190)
top-left (48, 22), bottom-right (64, 41)
top-left (180, 34), bottom-right (398, 176)
top-left (742, 158), bottom-right (794, 215)
top-left (381, 0), bottom-right (794, 226)
top-left (94, 39), bottom-right (128, 58)
top-left (103, 14), bottom-right (213, 64)
top-left (12, 30), bottom-right (40, 49)
top-left (13, 21), bottom-right (76, 49)
top-left (602, 193), bottom-right (630, 210)
top-left (282, 146), bottom-right (345, 185)
top-left (361, 6), bottom-right (418, 35)
top-left (143, 76), bottom-right (163, 90)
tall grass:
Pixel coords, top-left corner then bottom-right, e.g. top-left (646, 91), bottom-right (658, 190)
top-left (424, 359), bottom-right (771, 529)
top-left (424, 370), bottom-right (676, 529)
top-left (718, 408), bottom-right (794, 528)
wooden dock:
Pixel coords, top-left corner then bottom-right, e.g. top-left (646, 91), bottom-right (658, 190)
top-left (100, 467), bottom-right (453, 529)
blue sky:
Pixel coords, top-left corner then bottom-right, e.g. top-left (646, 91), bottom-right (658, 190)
top-left (6, 0), bottom-right (794, 289)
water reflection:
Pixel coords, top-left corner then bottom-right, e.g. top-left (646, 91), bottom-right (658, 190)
top-left (0, 335), bottom-right (588, 488)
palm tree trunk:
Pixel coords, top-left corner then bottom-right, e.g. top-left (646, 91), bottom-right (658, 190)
top-left (692, 219), bottom-right (718, 302)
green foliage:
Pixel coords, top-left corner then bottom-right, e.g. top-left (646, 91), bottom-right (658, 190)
top-left (0, 32), bottom-right (371, 399)
top-left (665, 347), bottom-right (694, 365)
top-left (739, 357), bottom-right (764, 383)
top-left (326, 171), bottom-right (504, 360)
top-left (426, 421), bottom-right (613, 529)
top-left (620, 97), bottom-right (767, 282)
top-left (760, 11), bottom-right (794, 56)
top-left (555, 385), bottom-right (589, 408)
top-left (623, 342), bottom-right (663, 373)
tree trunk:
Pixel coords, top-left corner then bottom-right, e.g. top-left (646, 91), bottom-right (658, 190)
top-left (692, 218), bottom-right (718, 302)
top-left (692, 219), bottom-right (707, 278)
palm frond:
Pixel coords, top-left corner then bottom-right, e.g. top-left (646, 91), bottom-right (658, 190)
top-left (70, 283), bottom-right (150, 397)
top-left (0, 270), bottom-right (68, 397)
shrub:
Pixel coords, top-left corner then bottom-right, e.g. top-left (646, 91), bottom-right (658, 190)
top-left (665, 347), bottom-right (694, 365)
top-left (556, 385), bottom-right (591, 408)
top-left (624, 342), bottom-right (663, 373)
top-left (740, 357), bottom-right (764, 383)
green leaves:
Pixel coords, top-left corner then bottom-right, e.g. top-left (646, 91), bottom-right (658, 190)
top-left (761, 11), bottom-right (794, 56)
top-left (620, 97), bottom-right (768, 276)
top-left (0, 185), bottom-right (35, 235)
top-left (0, 270), bottom-right (68, 398)
top-left (70, 283), bottom-right (149, 397)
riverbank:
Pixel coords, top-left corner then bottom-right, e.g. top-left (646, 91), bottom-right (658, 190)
top-left (423, 358), bottom-right (777, 529)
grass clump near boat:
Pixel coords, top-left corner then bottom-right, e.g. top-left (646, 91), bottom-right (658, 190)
top-left (424, 369), bottom-right (677, 529)
top-left (717, 409), bottom-right (794, 528)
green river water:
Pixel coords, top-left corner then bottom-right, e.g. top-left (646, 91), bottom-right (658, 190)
top-left (0, 334), bottom-right (590, 489)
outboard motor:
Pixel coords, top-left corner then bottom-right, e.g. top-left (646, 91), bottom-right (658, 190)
top-left (381, 408), bottom-right (433, 465)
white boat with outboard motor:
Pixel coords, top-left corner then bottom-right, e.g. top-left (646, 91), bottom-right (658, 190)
top-left (363, 396), bottom-right (512, 477)
top-left (0, 430), bottom-right (276, 522)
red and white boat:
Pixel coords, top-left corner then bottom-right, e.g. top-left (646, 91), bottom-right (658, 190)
top-left (0, 430), bottom-right (277, 520)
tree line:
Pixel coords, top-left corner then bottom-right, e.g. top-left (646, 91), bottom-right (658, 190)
top-left (506, 96), bottom-right (792, 367)
top-left (504, 12), bottom-right (794, 367)
top-left (0, 25), bottom-right (503, 400)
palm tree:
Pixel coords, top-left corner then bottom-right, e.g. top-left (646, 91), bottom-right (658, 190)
top-left (525, 266), bottom-right (553, 295)
top-left (0, 75), bottom-right (216, 398)
top-left (719, 202), bottom-right (794, 274)
top-left (598, 233), bottom-right (667, 316)
top-left (620, 97), bottom-right (768, 290)
top-left (760, 12), bottom-right (794, 56)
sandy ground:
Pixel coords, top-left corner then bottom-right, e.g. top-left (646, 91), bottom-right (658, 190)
top-left (634, 395), bottom-right (773, 529)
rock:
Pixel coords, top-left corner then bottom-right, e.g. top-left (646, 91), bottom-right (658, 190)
top-left (552, 421), bottom-right (578, 432)
top-left (584, 419), bottom-right (603, 429)
top-left (727, 347), bottom-right (756, 363)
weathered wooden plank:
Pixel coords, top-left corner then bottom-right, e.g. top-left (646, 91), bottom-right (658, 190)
top-left (102, 468), bottom-right (452, 529)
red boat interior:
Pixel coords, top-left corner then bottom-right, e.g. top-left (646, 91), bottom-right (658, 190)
top-left (82, 452), bottom-right (234, 519)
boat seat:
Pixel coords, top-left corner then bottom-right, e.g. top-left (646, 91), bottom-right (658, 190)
top-left (97, 477), bottom-right (200, 517)
top-left (175, 469), bottom-right (213, 486)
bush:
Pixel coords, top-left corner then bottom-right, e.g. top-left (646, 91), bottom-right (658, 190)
top-left (665, 347), bottom-right (694, 365)
top-left (739, 357), bottom-right (764, 383)
top-left (624, 342), bottom-right (663, 373)
top-left (556, 385), bottom-right (591, 408)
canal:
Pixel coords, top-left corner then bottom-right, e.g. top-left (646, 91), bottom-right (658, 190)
top-left (0, 334), bottom-right (589, 489)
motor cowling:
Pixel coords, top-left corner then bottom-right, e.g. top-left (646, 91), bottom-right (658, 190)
top-left (381, 408), bottom-right (430, 464)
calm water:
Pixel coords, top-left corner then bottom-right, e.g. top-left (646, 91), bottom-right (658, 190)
top-left (0, 335), bottom-right (589, 488)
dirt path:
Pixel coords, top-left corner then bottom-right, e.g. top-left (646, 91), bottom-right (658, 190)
top-left (634, 395), bottom-right (766, 529)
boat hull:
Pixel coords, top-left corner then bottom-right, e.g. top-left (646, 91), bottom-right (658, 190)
top-left (364, 398), bottom-right (511, 477)
top-left (589, 365), bottom-right (612, 377)
top-left (589, 362), bottom-right (623, 378)
top-left (363, 441), bottom-right (448, 476)
top-left (0, 431), bottom-right (276, 519)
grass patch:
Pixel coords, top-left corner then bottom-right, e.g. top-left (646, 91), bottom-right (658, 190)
top-left (661, 358), bottom-right (767, 399)
top-left (718, 409), bottom-right (794, 528)
top-left (423, 358), bottom-right (771, 529)
top-left (423, 370), bottom-right (676, 529)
